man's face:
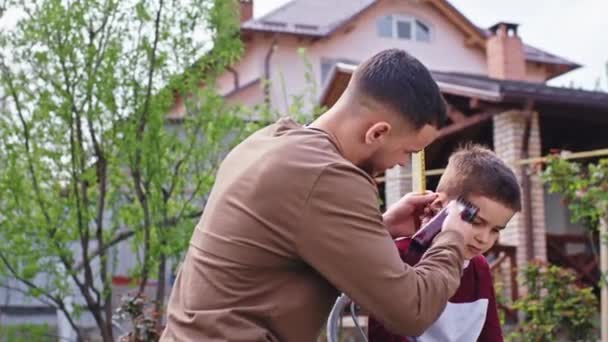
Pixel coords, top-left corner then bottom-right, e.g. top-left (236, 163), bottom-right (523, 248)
top-left (359, 121), bottom-right (438, 177)
top-left (429, 194), bottom-right (515, 259)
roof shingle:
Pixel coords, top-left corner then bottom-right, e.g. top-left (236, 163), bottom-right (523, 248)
top-left (242, 0), bottom-right (375, 37)
top-left (242, 0), bottom-right (579, 68)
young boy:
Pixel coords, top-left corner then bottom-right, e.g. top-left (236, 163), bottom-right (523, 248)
top-left (368, 144), bottom-right (522, 342)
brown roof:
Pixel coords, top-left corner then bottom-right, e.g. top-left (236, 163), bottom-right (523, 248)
top-left (522, 44), bottom-right (579, 66)
top-left (242, 0), bottom-right (376, 37)
top-left (319, 63), bottom-right (608, 115)
top-left (432, 71), bottom-right (608, 110)
top-left (242, 0), bottom-right (579, 69)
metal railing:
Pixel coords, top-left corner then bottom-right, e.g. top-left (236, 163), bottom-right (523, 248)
top-left (326, 293), bottom-right (368, 342)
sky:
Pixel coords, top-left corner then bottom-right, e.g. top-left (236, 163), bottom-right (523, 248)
top-left (255, 0), bottom-right (608, 91)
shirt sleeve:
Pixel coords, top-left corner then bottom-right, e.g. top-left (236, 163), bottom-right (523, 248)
top-left (295, 163), bottom-right (465, 336)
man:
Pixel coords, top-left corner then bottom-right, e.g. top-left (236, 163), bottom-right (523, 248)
top-left (161, 49), bottom-right (474, 341)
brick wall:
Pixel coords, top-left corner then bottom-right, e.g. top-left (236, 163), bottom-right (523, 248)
top-left (493, 111), bottom-right (547, 273)
top-left (486, 23), bottom-right (526, 81)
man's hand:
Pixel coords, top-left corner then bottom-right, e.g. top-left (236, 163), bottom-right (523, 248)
top-left (441, 200), bottom-right (475, 242)
top-left (383, 191), bottom-right (438, 238)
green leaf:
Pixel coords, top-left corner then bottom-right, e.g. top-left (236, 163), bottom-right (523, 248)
top-left (135, 2), bottom-right (152, 22)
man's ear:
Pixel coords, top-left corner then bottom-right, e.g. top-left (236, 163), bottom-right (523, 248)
top-left (430, 192), bottom-right (447, 213)
top-left (364, 121), bottom-right (391, 145)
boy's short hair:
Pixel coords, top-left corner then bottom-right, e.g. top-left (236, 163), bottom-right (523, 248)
top-left (436, 144), bottom-right (522, 212)
top-left (352, 49), bottom-right (447, 129)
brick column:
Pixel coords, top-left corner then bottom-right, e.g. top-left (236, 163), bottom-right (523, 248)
top-left (384, 165), bottom-right (412, 208)
top-left (493, 111), bottom-right (547, 273)
top-left (529, 113), bottom-right (547, 261)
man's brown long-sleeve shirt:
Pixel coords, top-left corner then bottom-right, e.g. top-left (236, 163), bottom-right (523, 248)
top-left (161, 117), bottom-right (465, 341)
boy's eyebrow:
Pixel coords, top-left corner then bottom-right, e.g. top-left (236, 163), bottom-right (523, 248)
top-left (475, 214), bottom-right (488, 224)
top-left (477, 214), bottom-right (506, 230)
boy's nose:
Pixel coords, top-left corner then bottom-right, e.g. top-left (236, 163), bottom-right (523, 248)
top-left (475, 229), bottom-right (490, 244)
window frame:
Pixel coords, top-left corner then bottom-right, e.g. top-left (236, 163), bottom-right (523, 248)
top-left (377, 14), bottom-right (433, 43)
top-left (414, 18), bottom-right (432, 42)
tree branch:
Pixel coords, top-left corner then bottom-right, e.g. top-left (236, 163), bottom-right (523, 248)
top-left (50, 18), bottom-right (107, 319)
top-left (0, 253), bottom-right (65, 321)
top-left (0, 271), bottom-right (82, 339)
top-left (3, 56), bottom-right (91, 325)
top-left (0, 63), bottom-right (51, 225)
top-left (0, 282), bottom-right (54, 308)
top-left (134, 0), bottom-right (164, 297)
top-left (72, 229), bottom-right (135, 273)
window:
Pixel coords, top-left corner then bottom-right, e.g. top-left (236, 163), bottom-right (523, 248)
top-left (377, 15), bottom-right (393, 38)
top-left (396, 20), bottom-right (412, 39)
top-left (415, 20), bottom-right (431, 42)
top-left (376, 15), bottom-right (432, 42)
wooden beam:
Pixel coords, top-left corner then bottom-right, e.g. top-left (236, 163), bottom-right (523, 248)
top-left (429, 0), bottom-right (486, 48)
top-left (437, 111), bottom-right (493, 139)
top-left (446, 105), bottom-right (467, 123)
top-left (546, 233), bottom-right (590, 243)
top-left (489, 254), bottom-right (508, 271)
top-left (375, 146), bottom-right (608, 183)
top-left (547, 240), bottom-right (597, 285)
top-left (518, 148), bottom-right (608, 165)
top-left (469, 97), bottom-right (481, 110)
top-left (464, 35), bottom-right (480, 47)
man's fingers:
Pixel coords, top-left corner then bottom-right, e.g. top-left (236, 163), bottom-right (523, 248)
top-left (444, 200), bottom-right (457, 212)
top-left (442, 200), bottom-right (474, 240)
top-left (404, 191), bottom-right (438, 205)
top-left (444, 201), bottom-right (464, 220)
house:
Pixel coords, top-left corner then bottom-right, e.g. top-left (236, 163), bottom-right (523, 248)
top-left (203, 0), bottom-right (608, 332)
top-left (169, 0), bottom-right (608, 304)
top-left (173, 0), bottom-right (608, 283)
top-left (3, 0), bottom-right (607, 338)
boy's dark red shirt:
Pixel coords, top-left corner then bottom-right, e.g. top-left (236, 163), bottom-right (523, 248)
top-left (368, 238), bottom-right (504, 342)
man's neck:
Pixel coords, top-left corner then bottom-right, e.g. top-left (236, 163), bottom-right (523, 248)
top-left (310, 110), bottom-right (363, 165)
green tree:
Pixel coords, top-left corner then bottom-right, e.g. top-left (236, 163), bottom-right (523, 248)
top-left (0, 0), bottom-right (256, 340)
top-left (542, 157), bottom-right (608, 230)
top-left (508, 260), bottom-right (598, 342)
top-left (537, 156), bottom-right (608, 341)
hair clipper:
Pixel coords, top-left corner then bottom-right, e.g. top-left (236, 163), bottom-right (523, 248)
top-left (402, 197), bottom-right (479, 266)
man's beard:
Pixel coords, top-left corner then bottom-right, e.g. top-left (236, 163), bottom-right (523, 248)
top-left (357, 158), bottom-right (381, 178)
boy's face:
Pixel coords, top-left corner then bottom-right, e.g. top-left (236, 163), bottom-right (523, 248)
top-left (429, 193), bottom-right (515, 259)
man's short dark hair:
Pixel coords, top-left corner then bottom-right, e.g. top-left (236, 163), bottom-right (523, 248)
top-left (353, 49), bottom-right (447, 129)
top-left (437, 144), bottom-right (522, 212)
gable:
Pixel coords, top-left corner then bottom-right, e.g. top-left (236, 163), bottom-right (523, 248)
top-left (242, 0), bottom-right (579, 80)
top-left (225, 0), bottom-right (491, 116)
top-left (306, 0), bottom-right (488, 76)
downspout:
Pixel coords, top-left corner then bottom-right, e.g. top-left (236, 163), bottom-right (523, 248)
top-left (226, 66), bottom-right (240, 90)
top-left (520, 99), bottom-right (535, 261)
top-left (264, 35), bottom-right (278, 106)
